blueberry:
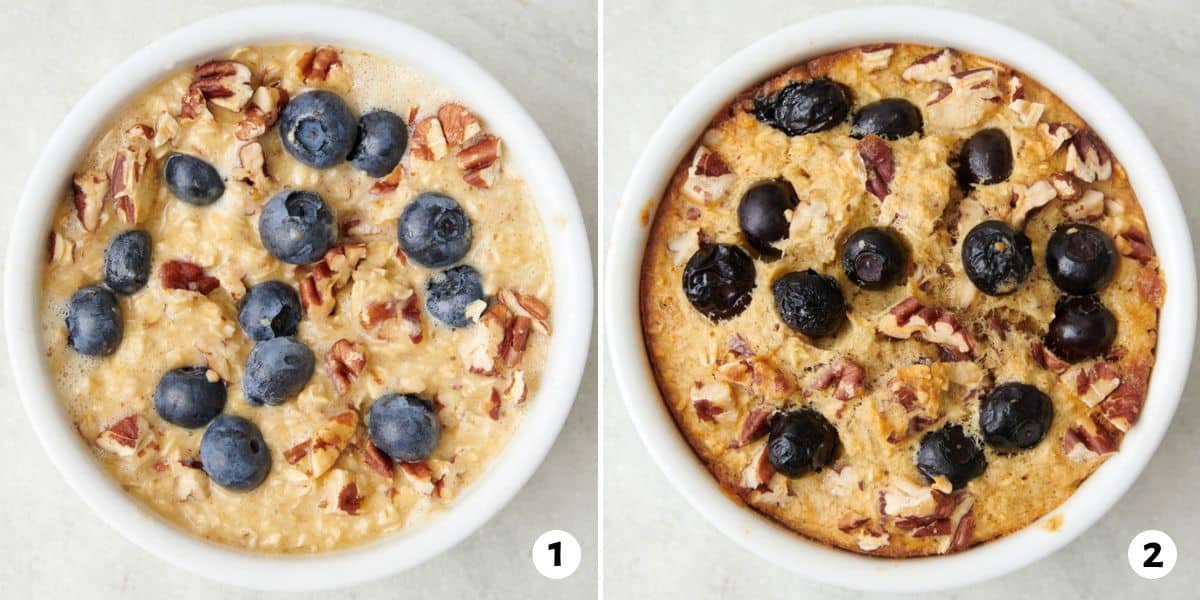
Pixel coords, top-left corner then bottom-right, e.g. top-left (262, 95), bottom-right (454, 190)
top-left (367, 393), bottom-right (441, 462)
top-left (682, 243), bottom-right (756, 321)
top-left (850, 98), bottom-right (923, 140)
top-left (242, 337), bottom-right (314, 406)
top-left (916, 424), bottom-right (986, 490)
top-left (154, 366), bottom-right (227, 428)
top-left (738, 180), bottom-right (797, 257)
top-left (979, 382), bottom-right (1053, 452)
top-left (961, 220), bottom-right (1033, 295)
top-left (398, 192), bottom-right (472, 268)
top-left (1044, 295), bottom-right (1116, 363)
top-left (348, 110), bottom-right (408, 177)
top-left (1045, 223), bottom-right (1117, 295)
top-left (66, 285), bottom-right (122, 356)
top-left (841, 227), bottom-right (905, 289)
top-left (164, 153), bottom-right (225, 205)
top-left (957, 129), bottom-right (1013, 188)
top-left (258, 190), bottom-right (337, 264)
top-left (103, 230), bottom-right (151, 294)
top-left (772, 269), bottom-right (844, 337)
top-left (752, 78), bottom-right (851, 136)
top-left (426, 265), bottom-right (485, 328)
top-left (238, 281), bottom-right (302, 341)
top-left (766, 409), bottom-right (839, 477)
top-left (278, 90), bottom-right (357, 168)
top-left (200, 415), bottom-right (271, 491)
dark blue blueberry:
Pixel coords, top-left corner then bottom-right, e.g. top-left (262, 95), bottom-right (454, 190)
top-left (164, 153), bottom-right (225, 205)
top-left (957, 129), bottom-right (1013, 188)
top-left (916, 424), bottom-right (987, 490)
top-left (66, 285), bottom-right (122, 356)
top-left (682, 243), bottom-right (756, 321)
top-left (850, 98), bottom-right (923, 140)
top-left (348, 110), bottom-right (408, 177)
top-left (425, 265), bottom-right (485, 328)
top-left (153, 366), bottom-right (227, 428)
top-left (1045, 223), bottom-right (1116, 295)
top-left (398, 192), bottom-right (472, 268)
top-left (841, 227), bottom-right (905, 289)
top-left (242, 337), bottom-right (314, 406)
top-left (752, 78), bottom-right (851, 136)
top-left (962, 220), bottom-right (1033, 296)
top-left (1044, 295), bottom-right (1116, 363)
top-left (772, 270), bottom-right (845, 337)
top-left (200, 415), bottom-right (271, 491)
top-left (980, 382), bottom-right (1053, 452)
top-left (368, 393), bottom-right (440, 462)
top-left (258, 190), bottom-right (337, 264)
top-left (767, 409), bottom-right (839, 477)
top-left (238, 281), bottom-right (302, 341)
top-left (103, 230), bottom-right (152, 294)
top-left (738, 180), bottom-right (797, 257)
top-left (278, 90), bottom-right (357, 168)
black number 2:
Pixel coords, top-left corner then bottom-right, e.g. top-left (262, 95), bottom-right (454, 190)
top-left (549, 541), bottom-right (562, 567)
top-left (1144, 542), bottom-right (1164, 568)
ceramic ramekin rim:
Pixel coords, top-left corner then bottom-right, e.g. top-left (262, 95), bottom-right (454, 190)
top-left (5, 3), bottom-right (592, 592)
top-left (605, 6), bottom-right (1195, 593)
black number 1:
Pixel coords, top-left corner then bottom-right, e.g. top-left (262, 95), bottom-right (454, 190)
top-left (549, 541), bottom-right (562, 567)
top-left (1144, 542), bottom-right (1164, 568)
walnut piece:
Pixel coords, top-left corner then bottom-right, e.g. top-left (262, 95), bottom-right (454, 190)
top-left (325, 339), bottom-right (366, 397)
top-left (681, 145), bottom-right (733, 203)
top-left (71, 170), bottom-right (108, 232)
top-left (189, 60), bottom-right (253, 112)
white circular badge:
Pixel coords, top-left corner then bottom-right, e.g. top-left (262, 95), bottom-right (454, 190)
top-left (1128, 529), bottom-right (1176, 580)
top-left (531, 529), bottom-right (581, 579)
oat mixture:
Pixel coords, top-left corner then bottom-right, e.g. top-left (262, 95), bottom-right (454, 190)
top-left (641, 44), bottom-right (1163, 557)
top-left (42, 44), bottom-right (552, 552)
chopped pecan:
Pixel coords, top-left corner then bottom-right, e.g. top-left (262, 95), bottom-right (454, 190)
top-left (362, 441), bottom-right (395, 478)
top-left (1062, 415), bottom-right (1120, 461)
top-left (179, 86), bottom-right (210, 120)
top-left (283, 440), bottom-right (310, 465)
top-left (1064, 362), bottom-right (1121, 408)
top-left (368, 163), bottom-right (405, 195)
top-left (681, 145), bottom-right (733, 203)
top-left (71, 170), bottom-right (108, 232)
top-left (1049, 172), bottom-right (1083, 202)
top-left (822, 465), bottom-right (859, 497)
top-left (939, 494), bottom-right (976, 553)
top-left (310, 410), bottom-right (357, 478)
top-left (151, 112), bottom-right (179, 158)
top-left (1031, 341), bottom-right (1071, 374)
top-left (47, 230), bottom-right (73, 264)
top-left (859, 45), bottom-right (894, 71)
top-left (727, 333), bottom-right (753, 358)
top-left (326, 339), bottom-right (366, 396)
top-left (1007, 98), bottom-right (1044, 128)
top-left (487, 387), bottom-right (502, 420)
top-left (497, 288), bottom-right (551, 336)
top-left (398, 461), bottom-right (440, 496)
top-left (716, 356), bottom-right (794, 402)
top-left (739, 443), bottom-right (777, 491)
top-left (1008, 179), bottom-right (1057, 228)
top-left (337, 481), bottom-right (363, 514)
top-left (339, 216), bottom-right (384, 240)
top-left (857, 134), bottom-right (894, 200)
top-left (298, 46), bottom-right (342, 83)
top-left (235, 85), bottom-right (288, 141)
top-left (110, 125), bottom-right (156, 225)
top-left (810, 357), bottom-right (866, 401)
top-left (880, 479), bottom-right (936, 517)
top-left (690, 381), bottom-right (733, 424)
top-left (1116, 230), bottom-right (1154, 264)
top-left (96, 415), bottom-right (149, 457)
top-left (925, 68), bottom-right (1001, 132)
top-left (502, 370), bottom-right (528, 404)
top-left (1098, 363), bottom-right (1150, 432)
top-left (160, 260), bottom-right (220, 294)
top-left (1065, 130), bottom-right (1112, 182)
top-left (190, 60), bottom-right (253, 112)
top-left (730, 407), bottom-right (775, 449)
top-left (232, 141), bottom-right (270, 190)
top-left (902, 48), bottom-right (962, 82)
top-left (1038, 122), bottom-right (1076, 152)
top-left (877, 297), bottom-right (972, 357)
top-left (1064, 189), bottom-right (1104, 221)
top-left (457, 135), bottom-right (502, 189)
top-left (299, 244), bottom-right (368, 317)
top-left (359, 293), bottom-right (423, 344)
top-left (666, 229), bottom-right (701, 265)
top-left (437, 103), bottom-right (482, 147)
top-left (411, 117), bottom-right (448, 161)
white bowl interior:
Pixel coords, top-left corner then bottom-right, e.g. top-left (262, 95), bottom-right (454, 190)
top-left (605, 6), bottom-right (1195, 593)
top-left (5, 4), bottom-right (592, 592)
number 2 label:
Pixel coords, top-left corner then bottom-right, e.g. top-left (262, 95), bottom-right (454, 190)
top-left (1129, 530), bottom-right (1175, 579)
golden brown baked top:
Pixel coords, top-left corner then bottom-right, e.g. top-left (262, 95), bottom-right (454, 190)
top-left (641, 43), bottom-right (1163, 557)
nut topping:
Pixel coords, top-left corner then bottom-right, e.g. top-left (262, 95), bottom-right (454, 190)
top-left (681, 145), bottom-right (733, 203)
top-left (368, 163), bottom-right (405, 195)
top-left (1062, 415), bottom-right (1119, 462)
top-left (810, 357), bottom-right (866, 402)
top-left (299, 244), bottom-right (368, 317)
top-left (96, 415), bottom-right (151, 457)
top-left (1038, 122), bottom-right (1076, 152)
top-left (310, 410), bottom-right (357, 479)
top-left (1008, 179), bottom-right (1057, 228)
top-left (71, 170), bottom-right (108, 232)
top-left (298, 46), bottom-right (342, 83)
top-left (326, 339), bottom-right (366, 397)
top-left (160, 260), bottom-right (220, 295)
top-left (859, 45), bottom-right (894, 71)
top-left (232, 141), bottom-right (270, 192)
top-left (902, 48), bottom-right (962, 83)
top-left (1063, 189), bottom-right (1105, 221)
top-left (411, 117), bottom-right (448, 161)
top-left (236, 85), bottom-right (288, 141)
top-left (1064, 362), bottom-right (1120, 408)
top-left (109, 125), bottom-right (156, 226)
top-left (190, 60), bottom-right (253, 112)
top-left (857, 134), bottom-right (895, 200)
top-left (362, 441), bottom-right (395, 478)
top-left (877, 297), bottom-right (973, 357)
top-left (690, 381), bottom-right (733, 424)
top-left (437, 103), bottom-right (482, 147)
top-left (1065, 130), bottom-right (1113, 182)
top-left (925, 68), bottom-right (1001, 132)
top-left (457, 134), bottom-right (502, 189)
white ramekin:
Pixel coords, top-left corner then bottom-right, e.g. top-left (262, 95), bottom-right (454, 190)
top-left (5, 4), bottom-right (591, 592)
top-left (605, 6), bottom-right (1194, 593)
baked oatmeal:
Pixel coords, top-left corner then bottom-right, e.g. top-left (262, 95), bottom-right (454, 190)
top-left (640, 44), bottom-right (1163, 557)
top-left (42, 44), bottom-right (553, 552)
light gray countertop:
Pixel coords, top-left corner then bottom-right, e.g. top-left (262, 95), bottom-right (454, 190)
top-left (601, 0), bottom-right (1199, 597)
top-left (0, 0), bottom-right (596, 597)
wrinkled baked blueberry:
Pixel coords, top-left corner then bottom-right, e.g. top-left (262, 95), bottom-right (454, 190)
top-left (348, 110), bottom-right (408, 177)
top-left (916, 424), bottom-right (986, 489)
top-left (1044, 295), bottom-right (1116, 362)
top-left (200, 415), bottom-right (271, 492)
top-left (242, 337), bottom-right (315, 406)
top-left (164, 153), bottom-right (225, 206)
top-left (738, 180), bottom-right (797, 257)
top-left (398, 192), bottom-right (472, 268)
top-left (772, 269), bottom-right (844, 337)
top-left (103, 229), bottom-right (151, 294)
top-left (66, 285), bottom-right (122, 356)
top-left (957, 128), bottom-right (1013, 188)
top-left (979, 382), bottom-right (1053, 452)
top-left (426, 264), bottom-right (485, 328)
top-left (238, 281), bottom-right (302, 341)
top-left (154, 366), bottom-right (227, 428)
top-left (368, 393), bottom-right (441, 462)
top-left (258, 190), bottom-right (337, 264)
top-left (1046, 223), bottom-right (1116, 295)
top-left (850, 98), bottom-right (923, 140)
top-left (961, 220), bottom-right (1033, 296)
top-left (751, 78), bottom-right (851, 136)
top-left (767, 408), bottom-right (839, 477)
top-left (278, 90), bottom-right (357, 168)
top-left (841, 227), bottom-right (905, 289)
top-left (682, 243), bottom-right (756, 321)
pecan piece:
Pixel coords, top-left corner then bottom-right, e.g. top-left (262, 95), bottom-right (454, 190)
top-left (1065, 130), bottom-right (1112, 182)
top-left (902, 48), bottom-right (961, 82)
top-left (690, 381), bottom-right (733, 424)
top-left (232, 141), bottom-right (270, 191)
top-left (179, 86), bottom-right (210, 120)
top-left (1064, 362), bottom-right (1121, 408)
top-left (437, 103), bottom-right (482, 147)
top-left (1062, 415), bottom-right (1120, 461)
top-left (1039, 122), bottom-right (1077, 152)
top-left (368, 163), bottom-right (405, 195)
top-left (859, 45), bottom-right (894, 71)
top-left (457, 135), bottom-right (502, 189)
top-left (298, 46), bottom-right (342, 83)
top-left (411, 117), bottom-right (448, 161)
top-left (190, 60), bottom-right (253, 112)
top-left (337, 481), bottom-right (363, 515)
top-left (1098, 363), bottom-right (1150, 432)
top-left (236, 85), bottom-right (288, 141)
top-left (810, 357), bottom-right (866, 402)
top-left (877, 297), bottom-right (972, 357)
top-left (46, 230), bottom-right (73, 264)
top-left (1008, 180), bottom-right (1057, 228)
top-left (160, 260), bottom-right (220, 295)
top-left (325, 339), bottom-right (366, 397)
top-left (359, 293), bottom-right (423, 344)
top-left (109, 125), bottom-right (156, 225)
top-left (1116, 230), bottom-right (1154, 264)
top-left (71, 170), bottom-right (108, 232)
top-left (96, 415), bottom-right (150, 457)
top-left (299, 244), bottom-right (368, 317)
top-left (925, 68), bottom-right (1001, 132)
top-left (857, 135), bottom-right (894, 200)
top-left (362, 441), bottom-right (395, 478)
top-left (310, 410), bottom-right (357, 478)
top-left (681, 145), bottom-right (733, 203)
top-left (730, 407), bottom-right (775, 449)
top-left (1063, 189), bottom-right (1104, 221)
